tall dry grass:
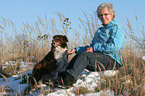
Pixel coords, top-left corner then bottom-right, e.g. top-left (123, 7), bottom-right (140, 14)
top-left (0, 11), bottom-right (145, 95)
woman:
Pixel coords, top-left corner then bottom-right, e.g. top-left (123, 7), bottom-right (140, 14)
top-left (54, 3), bottom-right (125, 88)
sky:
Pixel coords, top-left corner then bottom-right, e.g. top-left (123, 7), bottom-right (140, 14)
top-left (0, 0), bottom-right (145, 37)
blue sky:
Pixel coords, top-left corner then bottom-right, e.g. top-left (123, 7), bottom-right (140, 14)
top-left (0, 0), bottom-right (145, 36)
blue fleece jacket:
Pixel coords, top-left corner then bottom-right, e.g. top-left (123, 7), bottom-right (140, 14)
top-left (75, 20), bottom-right (125, 65)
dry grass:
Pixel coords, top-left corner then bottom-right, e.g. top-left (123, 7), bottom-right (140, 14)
top-left (95, 48), bottom-right (145, 95)
top-left (0, 12), bottom-right (144, 95)
top-left (73, 86), bottom-right (92, 95)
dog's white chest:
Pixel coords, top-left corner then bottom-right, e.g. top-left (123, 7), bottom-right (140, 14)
top-left (51, 46), bottom-right (68, 79)
top-left (54, 46), bottom-right (67, 60)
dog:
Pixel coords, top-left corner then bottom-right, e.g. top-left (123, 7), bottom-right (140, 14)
top-left (30, 35), bottom-right (69, 88)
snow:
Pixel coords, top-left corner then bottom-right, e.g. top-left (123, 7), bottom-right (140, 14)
top-left (1, 55), bottom-right (145, 95)
top-left (142, 56), bottom-right (145, 61)
top-left (0, 69), bottom-right (118, 96)
top-left (0, 61), bottom-right (120, 96)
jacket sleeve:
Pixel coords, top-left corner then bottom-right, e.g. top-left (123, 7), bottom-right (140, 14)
top-left (75, 45), bottom-right (90, 54)
top-left (92, 25), bottom-right (124, 53)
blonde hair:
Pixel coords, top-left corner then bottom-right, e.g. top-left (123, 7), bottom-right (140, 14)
top-left (97, 3), bottom-right (115, 19)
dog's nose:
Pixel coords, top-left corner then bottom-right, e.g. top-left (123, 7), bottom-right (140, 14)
top-left (52, 42), bottom-right (58, 47)
top-left (51, 43), bottom-right (55, 47)
top-left (52, 42), bottom-right (59, 47)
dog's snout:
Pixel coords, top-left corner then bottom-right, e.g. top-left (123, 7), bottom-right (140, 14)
top-left (52, 42), bottom-right (55, 45)
top-left (52, 42), bottom-right (60, 47)
top-left (51, 43), bottom-right (56, 48)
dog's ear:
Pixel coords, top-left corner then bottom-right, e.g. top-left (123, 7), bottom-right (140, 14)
top-left (63, 35), bottom-right (69, 42)
top-left (53, 35), bottom-right (58, 40)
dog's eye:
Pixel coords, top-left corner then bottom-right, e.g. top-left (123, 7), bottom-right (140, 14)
top-left (55, 39), bottom-right (60, 41)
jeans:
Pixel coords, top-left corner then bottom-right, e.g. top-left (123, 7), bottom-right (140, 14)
top-left (66, 52), bottom-right (121, 79)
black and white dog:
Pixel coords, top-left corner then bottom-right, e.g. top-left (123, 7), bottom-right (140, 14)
top-left (30, 35), bottom-right (69, 88)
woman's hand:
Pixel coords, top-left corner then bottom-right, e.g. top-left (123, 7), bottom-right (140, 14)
top-left (66, 48), bottom-right (76, 55)
top-left (86, 47), bottom-right (93, 52)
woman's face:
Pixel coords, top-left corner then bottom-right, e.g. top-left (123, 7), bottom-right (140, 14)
top-left (98, 8), bottom-right (113, 25)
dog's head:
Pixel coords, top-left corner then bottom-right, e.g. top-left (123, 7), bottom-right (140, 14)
top-left (51, 35), bottom-right (69, 51)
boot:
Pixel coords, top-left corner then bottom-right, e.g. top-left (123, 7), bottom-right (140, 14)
top-left (54, 71), bottom-right (76, 88)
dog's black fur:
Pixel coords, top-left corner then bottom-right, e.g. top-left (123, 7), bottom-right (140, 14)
top-left (20, 35), bottom-right (69, 92)
top-left (30, 35), bottom-right (69, 88)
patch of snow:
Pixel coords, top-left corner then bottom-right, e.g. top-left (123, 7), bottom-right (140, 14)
top-left (0, 61), bottom-right (121, 95)
top-left (142, 56), bottom-right (145, 61)
top-left (103, 70), bottom-right (119, 77)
